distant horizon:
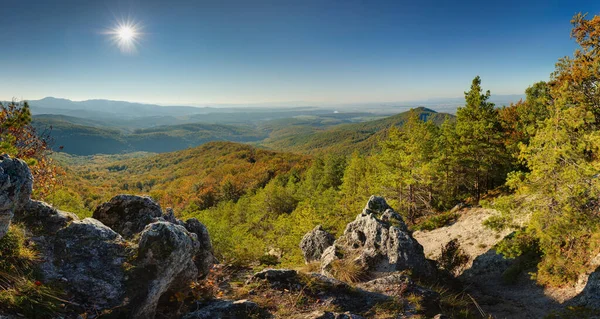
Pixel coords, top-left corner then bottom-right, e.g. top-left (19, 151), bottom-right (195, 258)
top-left (5, 93), bottom-right (526, 109)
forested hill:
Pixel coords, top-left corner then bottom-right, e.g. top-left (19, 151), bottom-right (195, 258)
top-left (258, 106), bottom-right (454, 154)
top-left (33, 116), bottom-right (268, 155)
top-left (33, 107), bottom-right (452, 156)
top-left (52, 141), bottom-right (310, 214)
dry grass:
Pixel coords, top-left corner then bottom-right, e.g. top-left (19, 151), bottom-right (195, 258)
top-left (0, 224), bottom-right (66, 318)
top-left (329, 253), bottom-right (368, 283)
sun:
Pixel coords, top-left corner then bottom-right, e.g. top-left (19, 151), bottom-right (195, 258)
top-left (117, 26), bottom-right (135, 41)
top-left (105, 19), bottom-right (142, 54)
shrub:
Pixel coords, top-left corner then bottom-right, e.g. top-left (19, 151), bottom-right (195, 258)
top-left (413, 212), bottom-right (458, 231)
top-left (437, 239), bottom-right (469, 275)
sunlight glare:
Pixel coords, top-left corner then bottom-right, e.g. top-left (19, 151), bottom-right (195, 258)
top-left (106, 19), bottom-right (142, 54)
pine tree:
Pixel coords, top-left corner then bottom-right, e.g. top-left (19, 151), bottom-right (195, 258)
top-left (455, 76), bottom-right (506, 202)
top-left (380, 109), bottom-right (440, 222)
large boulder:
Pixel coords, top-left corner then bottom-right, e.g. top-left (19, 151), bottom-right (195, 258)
top-left (300, 225), bottom-right (335, 263)
top-left (93, 194), bottom-right (163, 238)
top-left (130, 221), bottom-right (201, 319)
top-left (0, 155), bottom-right (33, 239)
top-left (52, 218), bottom-right (129, 309)
top-left (321, 197), bottom-right (433, 280)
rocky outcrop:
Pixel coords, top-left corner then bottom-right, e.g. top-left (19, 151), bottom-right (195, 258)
top-left (93, 194), bottom-right (163, 238)
top-left (52, 218), bottom-right (128, 309)
top-left (0, 156), bottom-right (217, 318)
top-left (321, 196), bottom-right (433, 279)
top-left (130, 221), bottom-right (201, 318)
top-left (15, 200), bottom-right (77, 234)
top-left (300, 225), bottom-right (335, 263)
top-left (0, 155), bottom-right (33, 239)
top-left (182, 300), bottom-right (271, 319)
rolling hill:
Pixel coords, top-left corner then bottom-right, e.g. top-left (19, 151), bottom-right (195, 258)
top-left (52, 142), bottom-right (309, 213)
top-left (257, 107), bottom-right (454, 154)
top-left (33, 116), bottom-right (268, 155)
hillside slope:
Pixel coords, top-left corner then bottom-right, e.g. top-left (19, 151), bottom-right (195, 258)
top-left (258, 107), bottom-right (454, 154)
top-left (52, 141), bottom-right (309, 213)
top-left (34, 116), bottom-right (268, 155)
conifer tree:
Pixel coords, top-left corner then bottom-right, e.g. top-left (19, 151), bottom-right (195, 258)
top-left (455, 76), bottom-right (505, 202)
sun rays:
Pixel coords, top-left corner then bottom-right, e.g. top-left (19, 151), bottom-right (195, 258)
top-left (105, 19), bottom-right (143, 55)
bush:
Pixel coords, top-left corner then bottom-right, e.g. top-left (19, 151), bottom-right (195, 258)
top-left (413, 212), bottom-right (458, 231)
top-left (437, 239), bottom-right (469, 275)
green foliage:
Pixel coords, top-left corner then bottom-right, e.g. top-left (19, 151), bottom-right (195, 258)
top-left (454, 76), bottom-right (508, 203)
top-left (412, 212), bottom-right (458, 231)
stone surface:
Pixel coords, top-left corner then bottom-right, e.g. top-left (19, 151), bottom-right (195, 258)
top-left (0, 155), bottom-right (33, 239)
top-left (574, 268), bottom-right (600, 309)
top-left (185, 217), bottom-right (215, 277)
top-left (93, 194), bottom-right (163, 238)
top-left (300, 225), bottom-right (335, 263)
top-left (130, 221), bottom-right (200, 319)
top-left (363, 195), bottom-right (391, 214)
top-left (182, 299), bottom-right (271, 319)
top-left (15, 200), bottom-right (78, 234)
top-left (305, 311), bottom-right (366, 319)
top-left (321, 197), bottom-right (433, 279)
top-left (52, 218), bottom-right (128, 309)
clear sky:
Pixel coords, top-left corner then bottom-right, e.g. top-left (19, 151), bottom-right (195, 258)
top-left (1, 0), bottom-right (599, 105)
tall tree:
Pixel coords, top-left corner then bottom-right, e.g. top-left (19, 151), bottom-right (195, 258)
top-left (455, 76), bottom-right (506, 202)
top-left (380, 110), bottom-right (440, 222)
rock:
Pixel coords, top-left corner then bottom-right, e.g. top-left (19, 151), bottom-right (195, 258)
top-left (305, 311), bottom-right (366, 319)
top-left (15, 200), bottom-right (78, 234)
top-left (130, 221), bottom-right (200, 319)
top-left (363, 195), bottom-right (391, 214)
top-left (52, 218), bottom-right (128, 309)
top-left (185, 217), bottom-right (215, 277)
top-left (93, 194), bottom-right (163, 238)
top-left (433, 315), bottom-right (451, 319)
top-left (358, 273), bottom-right (440, 310)
top-left (182, 299), bottom-right (271, 319)
top-left (250, 269), bottom-right (299, 289)
top-left (321, 199), bottom-right (433, 280)
top-left (574, 268), bottom-right (600, 309)
top-left (0, 155), bottom-right (33, 239)
top-left (300, 225), bottom-right (335, 263)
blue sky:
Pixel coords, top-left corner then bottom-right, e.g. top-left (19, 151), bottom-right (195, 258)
top-left (1, 0), bottom-right (599, 105)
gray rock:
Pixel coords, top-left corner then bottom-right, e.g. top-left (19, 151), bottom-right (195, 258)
top-left (305, 311), bottom-right (365, 319)
top-left (52, 218), bottom-right (128, 309)
top-left (322, 201), bottom-right (433, 280)
top-left (182, 299), bottom-right (271, 319)
top-left (433, 314), bottom-right (451, 319)
top-left (252, 268), bottom-right (297, 282)
top-left (0, 155), bottom-right (33, 239)
top-left (363, 195), bottom-right (391, 214)
top-left (93, 194), bottom-right (163, 238)
top-left (185, 217), bottom-right (215, 277)
top-left (574, 268), bottom-right (600, 309)
top-left (358, 273), bottom-right (440, 308)
top-left (300, 225), bottom-right (335, 263)
top-left (250, 269), bottom-right (299, 289)
top-left (130, 221), bottom-right (200, 319)
top-left (15, 200), bottom-right (78, 234)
